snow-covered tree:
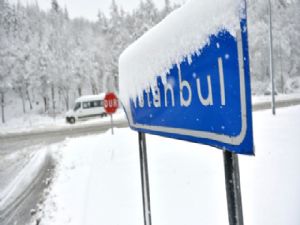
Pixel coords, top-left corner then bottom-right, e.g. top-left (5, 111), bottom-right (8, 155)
top-left (0, 0), bottom-right (19, 122)
top-left (247, 0), bottom-right (300, 94)
top-left (1, 0), bottom-right (299, 123)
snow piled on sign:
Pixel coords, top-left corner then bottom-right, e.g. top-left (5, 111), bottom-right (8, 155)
top-left (119, 0), bottom-right (243, 105)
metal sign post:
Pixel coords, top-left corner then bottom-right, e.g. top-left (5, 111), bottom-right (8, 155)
top-left (110, 114), bottom-right (114, 135)
top-left (268, 0), bottom-right (276, 115)
top-left (138, 132), bottom-right (152, 225)
top-left (223, 151), bottom-right (244, 225)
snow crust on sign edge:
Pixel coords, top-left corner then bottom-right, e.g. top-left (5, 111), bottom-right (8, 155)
top-left (119, 0), bottom-right (245, 107)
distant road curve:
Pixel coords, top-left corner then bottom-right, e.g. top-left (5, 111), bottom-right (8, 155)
top-left (0, 120), bottom-right (128, 153)
top-left (1, 119), bottom-right (128, 143)
top-left (252, 97), bottom-right (300, 111)
top-left (1, 97), bottom-right (300, 147)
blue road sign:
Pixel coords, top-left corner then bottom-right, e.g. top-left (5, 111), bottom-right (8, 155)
top-left (123, 18), bottom-right (254, 155)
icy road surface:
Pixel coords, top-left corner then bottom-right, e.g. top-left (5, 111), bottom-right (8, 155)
top-left (0, 146), bottom-right (54, 225)
top-left (0, 116), bottom-right (128, 225)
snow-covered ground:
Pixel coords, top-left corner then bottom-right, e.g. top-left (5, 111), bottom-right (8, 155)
top-left (0, 113), bottom-right (66, 135)
top-left (29, 105), bottom-right (300, 225)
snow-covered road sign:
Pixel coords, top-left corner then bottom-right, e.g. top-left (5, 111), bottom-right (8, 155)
top-left (120, 4), bottom-right (254, 155)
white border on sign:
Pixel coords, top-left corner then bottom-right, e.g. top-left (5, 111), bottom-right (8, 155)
top-left (127, 30), bottom-right (247, 146)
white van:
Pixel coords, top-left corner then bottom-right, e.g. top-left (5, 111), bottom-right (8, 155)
top-left (66, 94), bottom-right (107, 124)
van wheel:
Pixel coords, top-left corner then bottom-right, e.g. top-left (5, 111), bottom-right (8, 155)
top-left (69, 117), bottom-right (75, 124)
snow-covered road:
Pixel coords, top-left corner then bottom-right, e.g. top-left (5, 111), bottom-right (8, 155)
top-left (0, 96), bottom-right (299, 225)
top-left (0, 115), bottom-right (127, 225)
top-left (0, 145), bottom-right (54, 225)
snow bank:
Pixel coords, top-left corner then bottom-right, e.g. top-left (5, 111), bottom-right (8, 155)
top-left (35, 106), bottom-right (300, 225)
top-left (240, 106), bottom-right (300, 225)
top-left (119, 0), bottom-right (244, 105)
top-left (34, 132), bottom-right (144, 225)
top-left (0, 114), bottom-right (65, 135)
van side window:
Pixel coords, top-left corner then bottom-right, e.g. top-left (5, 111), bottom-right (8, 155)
top-left (74, 102), bottom-right (81, 111)
top-left (83, 102), bottom-right (90, 109)
top-left (93, 100), bottom-right (103, 107)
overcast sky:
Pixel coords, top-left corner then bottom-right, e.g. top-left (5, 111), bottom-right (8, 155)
top-left (8, 0), bottom-right (186, 21)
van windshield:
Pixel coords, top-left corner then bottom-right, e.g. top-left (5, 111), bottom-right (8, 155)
top-left (74, 102), bottom-right (81, 111)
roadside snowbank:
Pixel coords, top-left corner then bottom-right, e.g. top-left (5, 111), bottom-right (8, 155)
top-left (0, 114), bottom-right (65, 135)
top-left (33, 106), bottom-right (300, 225)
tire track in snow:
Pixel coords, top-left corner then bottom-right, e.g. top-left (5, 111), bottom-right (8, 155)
top-left (0, 149), bottom-right (54, 225)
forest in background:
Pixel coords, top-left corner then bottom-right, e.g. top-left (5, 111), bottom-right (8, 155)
top-left (0, 0), bottom-right (299, 123)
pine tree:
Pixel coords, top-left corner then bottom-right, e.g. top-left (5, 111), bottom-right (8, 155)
top-left (51, 0), bottom-right (59, 13)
